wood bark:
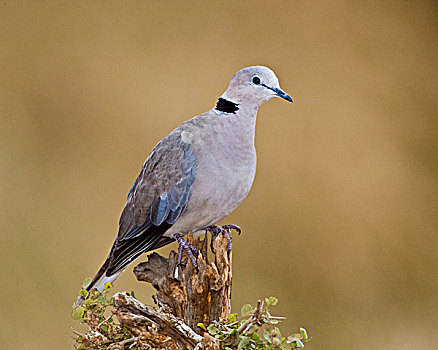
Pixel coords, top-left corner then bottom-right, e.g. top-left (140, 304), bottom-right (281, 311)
top-left (112, 232), bottom-right (232, 349)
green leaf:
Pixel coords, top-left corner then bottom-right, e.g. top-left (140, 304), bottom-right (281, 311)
top-left (300, 327), bottom-right (308, 340)
top-left (238, 336), bottom-right (250, 349)
top-left (72, 306), bottom-right (86, 322)
top-left (79, 289), bottom-right (88, 298)
top-left (250, 332), bottom-right (260, 341)
top-left (82, 278), bottom-right (92, 289)
top-left (197, 322), bottom-right (206, 331)
top-left (265, 296), bottom-right (278, 306)
top-left (295, 340), bottom-right (305, 348)
top-left (287, 334), bottom-right (300, 343)
top-left (104, 282), bottom-right (113, 292)
top-left (227, 313), bottom-right (237, 323)
top-left (207, 324), bottom-right (218, 335)
top-left (240, 304), bottom-right (254, 317)
top-left (100, 323), bottom-right (109, 332)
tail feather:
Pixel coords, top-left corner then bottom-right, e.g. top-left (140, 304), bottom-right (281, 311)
top-left (86, 256), bottom-right (111, 292)
top-left (88, 270), bottom-right (122, 292)
top-left (76, 256), bottom-right (123, 306)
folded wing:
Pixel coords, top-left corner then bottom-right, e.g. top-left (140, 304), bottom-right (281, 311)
top-left (105, 134), bottom-right (197, 276)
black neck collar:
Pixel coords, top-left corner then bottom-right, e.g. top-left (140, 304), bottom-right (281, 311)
top-left (215, 98), bottom-right (239, 114)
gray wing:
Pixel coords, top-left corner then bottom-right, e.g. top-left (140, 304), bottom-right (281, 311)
top-left (105, 133), bottom-right (197, 276)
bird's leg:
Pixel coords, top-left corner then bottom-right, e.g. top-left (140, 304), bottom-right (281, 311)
top-left (173, 233), bottom-right (199, 272)
top-left (205, 224), bottom-right (241, 255)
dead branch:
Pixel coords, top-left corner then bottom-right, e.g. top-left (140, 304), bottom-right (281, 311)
top-left (112, 232), bottom-right (232, 349)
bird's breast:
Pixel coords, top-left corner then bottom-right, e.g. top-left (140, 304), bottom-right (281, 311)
top-left (164, 115), bottom-right (257, 235)
top-left (187, 136), bottom-right (256, 224)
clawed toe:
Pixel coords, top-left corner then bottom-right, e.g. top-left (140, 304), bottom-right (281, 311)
top-left (173, 233), bottom-right (199, 272)
top-left (205, 224), bottom-right (241, 255)
top-left (222, 224), bottom-right (241, 235)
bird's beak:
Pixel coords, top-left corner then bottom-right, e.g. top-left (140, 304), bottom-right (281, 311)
top-left (262, 83), bottom-right (293, 103)
top-left (273, 87), bottom-right (293, 103)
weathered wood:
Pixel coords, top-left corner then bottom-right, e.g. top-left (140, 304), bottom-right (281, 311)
top-left (113, 232), bottom-right (232, 349)
top-left (113, 292), bottom-right (201, 350)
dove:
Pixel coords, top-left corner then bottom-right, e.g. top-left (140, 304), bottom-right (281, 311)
top-left (82, 66), bottom-right (292, 297)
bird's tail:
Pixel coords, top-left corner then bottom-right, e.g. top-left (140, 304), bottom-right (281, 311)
top-left (76, 256), bottom-right (123, 306)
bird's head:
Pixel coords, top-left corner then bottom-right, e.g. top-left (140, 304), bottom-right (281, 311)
top-left (221, 66), bottom-right (293, 108)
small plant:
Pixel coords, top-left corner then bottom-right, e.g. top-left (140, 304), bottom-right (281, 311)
top-left (72, 279), bottom-right (133, 349)
top-left (72, 284), bottom-right (310, 350)
top-left (197, 296), bottom-right (310, 350)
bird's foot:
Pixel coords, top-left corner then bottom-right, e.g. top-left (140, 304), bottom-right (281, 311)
top-left (205, 224), bottom-right (241, 255)
top-left (173, 233), bottom-right (199, 273)
top-left (222, 224), bottom-right (242, 235)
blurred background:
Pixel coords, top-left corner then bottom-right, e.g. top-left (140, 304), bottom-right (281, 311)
top-left (1, 1), bottom-right (437, 349)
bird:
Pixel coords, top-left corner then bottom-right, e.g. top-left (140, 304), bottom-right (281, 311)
top-left (82, 65), bottom-right (293, 297)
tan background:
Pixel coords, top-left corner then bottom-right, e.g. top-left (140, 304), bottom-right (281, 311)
top-left (1, 1), bottom-right (437, 349)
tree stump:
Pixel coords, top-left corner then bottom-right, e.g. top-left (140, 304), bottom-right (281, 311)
top-left (112, 232), bottom-right (232, 349)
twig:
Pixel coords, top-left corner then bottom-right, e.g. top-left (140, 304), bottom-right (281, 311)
top-left (237, 300), bottom-right (264, 334)
top-left (114, 292), bottom-right (203, 348)
top-left (117, 336), bottom-right (138, 346)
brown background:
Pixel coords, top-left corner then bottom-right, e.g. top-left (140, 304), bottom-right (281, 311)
top-left (1, 1), bottom-right (437, 349)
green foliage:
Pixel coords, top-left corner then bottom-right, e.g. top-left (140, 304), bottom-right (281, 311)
top-left (72, 279), bottom-right (132, 349)
top-left (72, 280), bottom-right (310, 350)
top-left (198, 297), bottom-right (310, 350)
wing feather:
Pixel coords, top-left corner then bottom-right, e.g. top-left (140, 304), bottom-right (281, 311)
top-left (105, 133), bottom-right (197, 275)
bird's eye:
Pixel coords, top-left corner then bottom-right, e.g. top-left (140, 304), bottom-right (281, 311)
top-left (252, 76), bottom-right (261, 85)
